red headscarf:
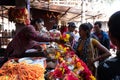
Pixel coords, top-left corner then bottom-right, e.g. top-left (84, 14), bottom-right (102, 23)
top-left (8, 7), bottom-right (30, 25)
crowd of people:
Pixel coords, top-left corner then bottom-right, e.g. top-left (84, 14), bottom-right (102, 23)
top-left (0, 6), bottom-right (120, 80)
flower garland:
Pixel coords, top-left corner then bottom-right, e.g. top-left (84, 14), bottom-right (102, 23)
top-left (60, 33), bottom-right (70, 43)
top-left (47, 43), bottom-right (96, 80)
top-left (0, 61), bottom-right (45, 80)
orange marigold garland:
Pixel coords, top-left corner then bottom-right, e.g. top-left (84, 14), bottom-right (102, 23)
top-left (0, 61), bottom-right (45, 80)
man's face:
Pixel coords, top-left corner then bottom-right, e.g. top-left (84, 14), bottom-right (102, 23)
top-left (94, 24), bottom-right (100, 32)
top-left (36, 21), bottom-right (45, 30)
top-left (68, 26), bottom-right (76, 32)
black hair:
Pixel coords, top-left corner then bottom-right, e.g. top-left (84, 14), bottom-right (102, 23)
top-left (94, 21), bottom-right (102, 28)
top-left (68, 22), bottom-right (76, 28)
top-left (79, 23), bottom-right (91, 37)
top-left (52, 24), bottom-right (58, 29)
top-left (87, 22), bottom-right (93, 30)
top-left (31, 18), bottom-right (44, 25)
top-left (108, 11), bottom-right (120, 41)
top-left (35, 18), bottom-right (44, 23)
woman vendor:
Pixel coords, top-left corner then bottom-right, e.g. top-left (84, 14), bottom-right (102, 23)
top-left (6, 7), bottom-right (60, 57)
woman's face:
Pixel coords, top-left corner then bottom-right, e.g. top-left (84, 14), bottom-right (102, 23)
top-left (79, 28), bottom-right (87, 37)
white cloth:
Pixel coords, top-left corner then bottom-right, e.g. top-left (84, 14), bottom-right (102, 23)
top-left (39, 27), bottom-right (50, 38)
top-left (49, 29), bottom-right (61, 39)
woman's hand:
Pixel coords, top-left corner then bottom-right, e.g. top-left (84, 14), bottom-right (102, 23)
top-left (54, 39), bottom-right (66, 44)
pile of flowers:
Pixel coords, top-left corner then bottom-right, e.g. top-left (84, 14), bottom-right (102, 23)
top-left (47, 43), bottom-right (96, 80)
top-left (0, 60), bottom-right (45, 80)
top-left (60, 33), bottom-right (70, 43)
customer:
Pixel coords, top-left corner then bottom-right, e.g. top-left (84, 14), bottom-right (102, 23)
top-left (97, 11), bottom-right (120, 80)
top-left (73, 29), bottom-right (80, 42)
top-left (49, 24), bottom-right (61, 39)
top-left (74, 23), bottom-right (111, 76)
top-left (6, 7), bottom-right (59, 57)
top-left (66, 22), bottom-right (76, 48)
top-left (88, 22), bottom-right (98, 40)
top-left (93, 21), bottom-right (110, 63)
top-left (60, 25), bottom-right (68, 34)
top-left (31, 18), bottom-right (50, 37)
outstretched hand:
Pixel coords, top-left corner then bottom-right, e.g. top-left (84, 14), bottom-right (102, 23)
top-left (54, 39), bottom-right (67, 44)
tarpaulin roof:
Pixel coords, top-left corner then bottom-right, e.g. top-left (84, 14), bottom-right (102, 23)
top-left (0, 0), bottom-right (108, 22)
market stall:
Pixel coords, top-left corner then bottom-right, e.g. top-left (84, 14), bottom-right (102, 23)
top-left (44, 40), bottom-right (96, 80)
top-left (0, 0), bottom-right (96, 79)
top-left (0, 33), bottom-right (96, 80)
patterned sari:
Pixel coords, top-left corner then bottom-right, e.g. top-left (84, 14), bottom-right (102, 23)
top-left (75, 37), bottom-right (98, 75)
